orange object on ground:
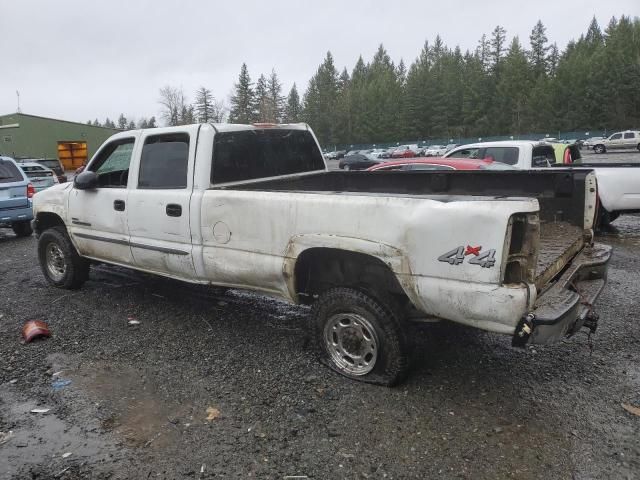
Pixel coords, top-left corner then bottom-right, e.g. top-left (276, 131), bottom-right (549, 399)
top-left (22, 321), bottom-right (51, 343)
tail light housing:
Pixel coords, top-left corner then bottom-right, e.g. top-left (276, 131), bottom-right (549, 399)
top-left (502, 213), bottom-right (539, 285)
top-left (26, 183), bottom-right (35, 198)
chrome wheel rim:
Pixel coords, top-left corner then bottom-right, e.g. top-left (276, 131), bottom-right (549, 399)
top-left (46, 243), bottom-right (66, 282)
top-left (324, 313), bottom-right (379, 376)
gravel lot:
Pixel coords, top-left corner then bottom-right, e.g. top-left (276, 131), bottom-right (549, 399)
top-left (1, 214), bottom-right (639, 479)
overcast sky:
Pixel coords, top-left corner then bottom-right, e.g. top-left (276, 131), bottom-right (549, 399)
top-left (1, 0), bottom-right (637, 125)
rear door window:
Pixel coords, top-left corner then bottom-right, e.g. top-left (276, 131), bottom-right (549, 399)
top-left (0, 159), bottom-right (24, 183)
top-left (624, 132), bottom-right (635, 139)
top-left (138, 133), bottom-right (189, 189)
top-left (212, 129), bottom-right (325, 184)
top-left (483, 147), bottom-right (519, 165)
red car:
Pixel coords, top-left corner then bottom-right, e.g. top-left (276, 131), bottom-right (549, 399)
top-left (367, 157), bottom-right (514, 172)
top-left (389, 145), bottom-right (419, 158)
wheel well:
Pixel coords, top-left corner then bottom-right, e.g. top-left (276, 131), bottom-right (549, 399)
top-left (294, 248), bottom-right (409, 306)
top-left (35, 212), bottom-right (65, 236)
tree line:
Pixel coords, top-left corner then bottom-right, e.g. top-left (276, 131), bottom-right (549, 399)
top-left (227, 15), bottom-right (640, 146)
top-left (86, 114), bottom-right (157, 130)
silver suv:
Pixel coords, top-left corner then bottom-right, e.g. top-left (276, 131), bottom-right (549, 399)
top-left (592, 130), bottom-right (640, 154)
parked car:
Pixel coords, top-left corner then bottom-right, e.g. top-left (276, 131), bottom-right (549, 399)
top-left (424, 145), bottom-right (448, 156)
top-left (17, 158), bottom-right (67, 183)
top-left (325, 150), bottom-right (346, 160)
top-left (591, 131), bottom-right (640, 153)
top-left (445, 140), bottom-right (640, 227)
top-left (338, 153), bottom-right (381, 170)
top-left (0, 156), bottom-right (34, 237)
top-left (583, 137), bottom-right (605, 150)
top-left (367, 158), bottom-right (515, 171)
top-left (33, 123), bottom-right (610, 386)
top-left (18, 162), bottom-right (58, 192)
top-left (390, 145), bottom-right (419, 158)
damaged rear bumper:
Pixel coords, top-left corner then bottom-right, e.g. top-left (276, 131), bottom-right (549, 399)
top-left (513, 242), bottom-right (612, 346)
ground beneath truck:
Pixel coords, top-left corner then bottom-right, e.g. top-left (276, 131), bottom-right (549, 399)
top-left (1, 216), bottom-right (639, 479)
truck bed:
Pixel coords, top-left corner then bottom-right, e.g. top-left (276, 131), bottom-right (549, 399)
top-left (225, 169), bottom-right (592, 290)
top-left (536, 222), bottom-right (584, 290)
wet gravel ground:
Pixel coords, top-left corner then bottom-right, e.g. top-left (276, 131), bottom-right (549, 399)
top-left (1, 216), bottom-right (639, 479)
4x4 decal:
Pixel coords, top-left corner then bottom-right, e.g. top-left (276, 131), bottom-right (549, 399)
top-left (438, 245), bottom-right (496, 268)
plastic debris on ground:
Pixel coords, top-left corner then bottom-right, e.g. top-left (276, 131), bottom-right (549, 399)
top-left (0, 431), bottom-right (14, 445)
top-left (128, 317), bottom-right (141, 325)
top-left (206, 407), bottom-right (220, 421)
top-left (52, 379), bottom-right (72, 391)
top-left (30, 408), bottom-right (50, 414)
top-left (22, 320), bottom-right (51, 343)
top-left (622, 403), bottom-right (640, 417)
top-left (61, 452), bottom-right (72, 459)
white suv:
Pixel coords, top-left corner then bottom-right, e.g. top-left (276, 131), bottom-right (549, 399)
top-left (592, 131), bottom-right (640, 154)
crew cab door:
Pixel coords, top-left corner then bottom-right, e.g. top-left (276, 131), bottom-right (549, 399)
top-left (126, 127), bottom-right (197, 278)
top-left (68, 135), bottom-right (138, 265)
top-left (622, 131), bottom-right (637, 148)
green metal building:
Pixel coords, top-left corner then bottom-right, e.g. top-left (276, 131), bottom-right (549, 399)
top-left (0, 112), bottom-right (120, 169)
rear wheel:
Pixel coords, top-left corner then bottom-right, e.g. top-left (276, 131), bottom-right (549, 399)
top-left (594, 144), bottom-right (606, 154)
top-left (344, 164), bottom-right (351, 171)
top-left (12, 221), bottom-right (33, 237)
top-left (38, 226), bottom-right (90, 289)
top-left (311, 287), bottom-right (410, 386)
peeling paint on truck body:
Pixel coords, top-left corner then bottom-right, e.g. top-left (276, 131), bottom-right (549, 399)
top-left (33, 123), bottom-right (609, 342)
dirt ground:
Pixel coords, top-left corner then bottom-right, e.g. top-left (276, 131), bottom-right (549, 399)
top-left (1, 216), bottom-right (639, 479)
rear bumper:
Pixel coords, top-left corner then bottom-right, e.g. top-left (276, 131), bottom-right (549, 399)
top-left (513, 242), bottom-right (612, 346)
top-left (0, 205), bottom-right (34, 226)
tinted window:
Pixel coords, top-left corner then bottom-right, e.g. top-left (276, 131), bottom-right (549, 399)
top-left (90, 139), bottom-right (135, 188)
top-left (138, 134), bottom-right (189, 189)
top-left (212, 129), bottom-right (325, 184)
top-left (0, 159), bottom-right (23, 183)
top-left (448, 148), bottom-right (480, 159)
top-left (531, 146), bottom-right (556, 167)
top-left (483, 147), bottom-right (519, 165)
top-left (610, 133), bottom-right (622, 140)
top-left (624, 132), bottom-right (635, 139)
top-left (22, 166), bottom-right (53, 177)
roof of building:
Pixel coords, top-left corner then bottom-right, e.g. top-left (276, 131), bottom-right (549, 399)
top-left (0, 112), bottom-right (120, 131)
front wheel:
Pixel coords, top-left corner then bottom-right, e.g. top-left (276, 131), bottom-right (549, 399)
top-left (593, 144), bottom-right (606, 154)
top-left (12, 221), bottom-right (33, 237)
top-left (311, 287), bottom-right (410, 386)
top-left (38, 226), bottom-right (90, 289)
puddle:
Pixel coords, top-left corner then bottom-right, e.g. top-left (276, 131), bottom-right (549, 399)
top-left (0, 389), bottom-right (122, 480)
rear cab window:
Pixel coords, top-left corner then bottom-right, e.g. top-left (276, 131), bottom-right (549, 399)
top-left (211, 129), bottom-right (325, 184)
top-left (531, 146), bottom-right (556, 167)
top-left (0, 159), bottom-right (25, 183)
top-left (21, 165), bottom-right (53, 178)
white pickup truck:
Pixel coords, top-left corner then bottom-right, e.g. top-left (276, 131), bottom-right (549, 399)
top-left (32, 124), bottom-right (611, 385)
top-left (445, 140), bottom-right (640, 226)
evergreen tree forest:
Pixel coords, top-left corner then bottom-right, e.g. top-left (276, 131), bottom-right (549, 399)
top-left (227, 16), bottom-right (640, 146)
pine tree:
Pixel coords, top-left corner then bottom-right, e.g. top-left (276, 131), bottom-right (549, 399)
top-left (253, 74), bottom-right (269, 122)
top-left (228, 63), bottom-right (254, 124)
top-left (104, 118), bottom-right (115, 128)
top-left (302, 51), bottom-right (339, 145)
top-left (490, 26), bottom-right (507, 72)
top-left (127, 120), bottom-right (136, 130)
top-left (117, 113), bottom-right (128, 129)
top-left (283, 83), bottom-right (302, 123)
top-left (267, 69), bottom-right (284, 123)
top-left (92, 119), bottom-right (101, 127)
top-left (194, 87), bottom-right (215, 123)
top-left (529, 20), bottom-right (550, 77)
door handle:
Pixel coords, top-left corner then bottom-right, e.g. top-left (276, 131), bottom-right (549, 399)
top-left (166, 204), bottom-right (182, 217)
top-left (113, 199), bottom-right (125, 211)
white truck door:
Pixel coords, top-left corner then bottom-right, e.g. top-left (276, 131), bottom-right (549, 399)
top-left (126, 127), bottom-right (197, 279)
top-left (622, 131), bottom-right (636, 149)
top-left (68, 135), bottom-right (138, 265)
top-left (607, 132), bottom-right (623, 149)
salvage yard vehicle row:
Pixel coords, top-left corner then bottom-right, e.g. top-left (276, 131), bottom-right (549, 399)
top-left (32, 123), bottom-right (611, 385)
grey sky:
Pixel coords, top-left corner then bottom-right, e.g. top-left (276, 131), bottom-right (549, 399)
top-left (1, 0), bottom-right (637, 125)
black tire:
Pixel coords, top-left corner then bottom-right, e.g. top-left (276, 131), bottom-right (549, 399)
top-left (311, 287), bottom-right (410, 386)
top-left (38, 226), bottom-right (90, 289)
top-left (596, 207), bottom-right (619, 229)
top-left (12, 221), bottom-right (33, 237)
top-left (593, 144), bottom-right (606, 154)
top-left (637, 143), bottom-right (640, 152)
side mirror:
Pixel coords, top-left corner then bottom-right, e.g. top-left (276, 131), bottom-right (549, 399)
top-left (74, 171), bottom-right (99, 190)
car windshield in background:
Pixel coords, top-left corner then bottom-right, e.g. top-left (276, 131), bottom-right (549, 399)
top-left (483, 147), bottom-right (519, 165)
top-left (212, 129), bottom-right (325, 184)
top-left (0, 159), bottom-right (23, 183)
